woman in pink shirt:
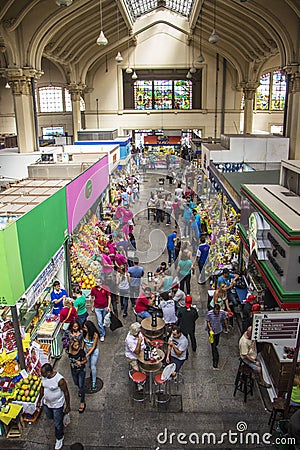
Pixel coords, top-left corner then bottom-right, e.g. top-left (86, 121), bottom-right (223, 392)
top-left (114, 247), bottom-right (128, 271)
top-left (101, 247), bottom-right (114, 275)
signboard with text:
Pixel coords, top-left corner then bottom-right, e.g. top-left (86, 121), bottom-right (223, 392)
top-left (252, 312), bottom-right (300, 346)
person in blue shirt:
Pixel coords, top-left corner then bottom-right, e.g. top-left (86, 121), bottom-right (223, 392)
top-left (217, 268), bottom-right (239, 306)
top-left (51, 281), bottom-right (68, 315)
top-left (149, 153), bottom-right (156, 169)
top-left (190, 216), bottom-right (200, 256)
top-left (167, 231), bottom-right (178, 266)
top-left (192, 209), bottom-right (201, 234)
top-left (196, 237), bottom-right (210, 284)
top-left (183, 203), bottom-right (193, 238)
top-left (128, 257), bottom-right (144, 307)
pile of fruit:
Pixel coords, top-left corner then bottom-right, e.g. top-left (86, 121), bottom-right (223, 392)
top-left (80, 274), bottom-right (96, 290)
top-left (3, 360), bottom-right (19, 377)
top-left (15, 374), bottom-right (41, 403)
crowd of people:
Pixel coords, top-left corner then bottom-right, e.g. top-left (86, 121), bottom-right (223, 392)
top-left (41, 151), bottom-right (300, 449)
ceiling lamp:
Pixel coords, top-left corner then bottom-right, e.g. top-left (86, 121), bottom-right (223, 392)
top-left (125, 29), bottom-right (132, 74)
top-left (132, 71), bottom-right (138, 80)
top-left (5, 82), bottom-right (10, 89)
top-left (197, 8), bottom-right (205, 63)
top-left (126, 67), bottom-right (133, 74)
top-left (115, 5), bottom-right (123, 62)
top-left (115, 52), bottom-right (123, 63)
top-left (96, 0), bottom-right (108, 46)
top-left (190, 64), bottom-right (197, 74)
top-left (56, 0), bottom-right (73, 5)
top-left (209, 0), bottom-right (220, 44)
top-left (186, 71), bottom-right (192, 79)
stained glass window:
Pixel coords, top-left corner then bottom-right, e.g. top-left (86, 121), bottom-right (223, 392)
top-left (154, 80), bottom-right (173, 109)
top-left (271, 70), bottom-right (286, 110)
top-left (174, 80), bottom-right (192, 109)
top-left (256, 70), bottom-right (286, 111)
top-left (134, 80), bottom-right (153, 110)
top-left (39, 86), bottom-right (63, 112)
top-left (256, 73), bottom-right (270, 111)
top-left (133, 79), bottom-right (192, 110)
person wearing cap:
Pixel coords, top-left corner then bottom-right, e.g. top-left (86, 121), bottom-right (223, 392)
top-left (135, 287), bottom-right (154, 319)
top-left (125, 323), bottom-right (150, 371)
top-left (172, 283), bottom-right (186, 310)
top-left (206, 304), bottom-right (230, 369)
top-left (241, 294), bottom-right (257, 333)
top-left (177, 296), bottom-right (199, 352)
top-left (239, 326), bottom-right (271, 388)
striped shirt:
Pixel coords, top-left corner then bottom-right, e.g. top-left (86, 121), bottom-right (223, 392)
top-left (206, 310), bottom-right (227, 335)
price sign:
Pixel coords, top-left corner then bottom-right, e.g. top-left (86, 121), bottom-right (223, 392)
top-left (252, 313), bottom-right (300, 346)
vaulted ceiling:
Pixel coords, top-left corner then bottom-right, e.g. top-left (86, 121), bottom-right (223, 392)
top-left (0, 0), bottom-right (299, 84)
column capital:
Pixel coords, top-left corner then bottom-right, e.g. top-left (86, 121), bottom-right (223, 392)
top-left (4, 67), bottom-right (43, 94)
top-left (239, 82), bottom-right (260, 100)
top-left (67, 82), bottom-right (86, 101)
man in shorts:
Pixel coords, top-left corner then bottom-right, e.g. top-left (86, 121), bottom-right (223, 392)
top-left (239, 326), bottom-right (271, 388)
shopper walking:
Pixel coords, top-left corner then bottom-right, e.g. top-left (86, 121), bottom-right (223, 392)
top-left (196, 236), bottom-right (210, 284)
top-left (206, 304), bottom-right (230, 369)
top-left (164, 195), bottom-right (173, 225)
top-left (183, 202), bottom-right (192, 238)
top-left (38, 363), bottom-right (71, 450)
top-left (166, 230), bottom-right (178, 266)
top-left (83, 321), bottom-right (100, 391)
top-left (177, 251), bottom-right (194, 295)
top-left (177, 295), bottom-right (199, 352)
top-left (90, 280), bottom-right (111, 341)
top-left (67, 338), bottom-right (87, 413)
top-left (73, 287), bottom-right (88, 326)
top-left (116, 265), bottom-right (130, 318)
top-left (128, 257), bottom-right (144, 307)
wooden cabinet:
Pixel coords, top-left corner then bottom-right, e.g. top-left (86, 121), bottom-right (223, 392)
top-left (262, 343), bottom-right (300, 396)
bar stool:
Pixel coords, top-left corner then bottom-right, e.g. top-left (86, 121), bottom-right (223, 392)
top-left (133, 308), bottom-right (142, 324)
top-left (233, 359), bottom-right (254, 403)
top-left (154, 363), bottom-right (175, 406)
top-left (268, 397), bottom-right (286, 433)
top-left (129, 370), bottom-right (147, 403)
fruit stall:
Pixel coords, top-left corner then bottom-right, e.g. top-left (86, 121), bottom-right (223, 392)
top-left (0, 321), bottom-right (47, 430)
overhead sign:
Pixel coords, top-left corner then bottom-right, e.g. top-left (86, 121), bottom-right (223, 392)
top-left (248, 212), bottom-right (271, 260)
top-left (252, 312), bottom-right (300, 346)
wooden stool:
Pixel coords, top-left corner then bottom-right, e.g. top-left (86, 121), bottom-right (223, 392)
top-left (233, 360), bottom-right (254, 403)
top-left (268, 397), bottom-right (286, 433)
top-left (129, 370), bottom-right (147, 403)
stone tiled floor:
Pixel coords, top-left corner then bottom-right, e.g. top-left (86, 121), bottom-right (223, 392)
top-left (1, 170), bottom-right (275, 450)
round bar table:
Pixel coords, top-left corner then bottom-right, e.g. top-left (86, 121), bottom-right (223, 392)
top-left (137, 348), bottom-right (165, 402)
top-left (141, 317), bottom-right (165, 339)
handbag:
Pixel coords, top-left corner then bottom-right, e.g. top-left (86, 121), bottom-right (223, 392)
top-left (110, 312), bottom-right (123, 331)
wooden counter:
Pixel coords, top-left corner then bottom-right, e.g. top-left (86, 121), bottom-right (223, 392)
top-left (262, 343), bottom-right (300, 396)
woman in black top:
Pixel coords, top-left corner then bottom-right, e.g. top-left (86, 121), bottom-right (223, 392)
top-left (67, 338), bottom-right (87, 413)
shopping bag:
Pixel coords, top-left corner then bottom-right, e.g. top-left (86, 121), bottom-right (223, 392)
top-left (110, 312), bottom-right (123, 331)
top-left (63, 413), bottom-right (71, 427)
top-left (208, 330), bottom-right (214, 344)
top-left (104, 312), bottom-right (111, 328)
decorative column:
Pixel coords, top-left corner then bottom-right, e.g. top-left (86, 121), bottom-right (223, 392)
top-left (240, 82), bottom-right (259, 134)
top-left (6, 68), bottom-right (42, 153)
top-left (283, 65), bottom-right (300, 160)
top-left (67, 83), bottom-right (86, 142)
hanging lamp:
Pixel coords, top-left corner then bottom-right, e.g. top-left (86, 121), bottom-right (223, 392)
top-left (125, 30), bottom-right (132, 73)
top-left (56, 0), bottom-right (73, 5)
top-left (190, 38), bottom-right (197, 73)
top-left (186, 71), bottom-right (192, 79)
top-left (132, 71), bottom-right (138, 80)
top-left (97, 0), bottom-right (108, 45)
top-left (115, 4), bottom-right (123, 62)
top-left (197, 8), bottom-right (205, 63)
top-left (5, 82), bottom-right (10, 89)
top-left (209, 0), bottom-right (219, 44)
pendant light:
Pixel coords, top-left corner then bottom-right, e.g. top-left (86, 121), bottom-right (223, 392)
top-left (197, 8), bottom-right (205, 63)
top-left (55, 0), bottom-right (73, 5)
top-left (186, 71), bottom-right (192, 79)
top-left (96, 0), bottom-right (108, 46)
top-left (132, 71), bottom-right (138, 80)
top-left (5, 82), bottom-right (10, 89)
top-left (190, 39), bottom-right (196, 73)
top-left (115, 4), bottom-right (123, 62)
top-left (125, 30), bottom-right (132, 73)
top-left (209, 0), bottom-right (219, 44)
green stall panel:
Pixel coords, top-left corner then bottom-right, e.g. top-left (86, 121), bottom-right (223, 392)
top-left (16, 188), bottom-right (68, 290)
top-left (0, 222), bottom-right (25, 306)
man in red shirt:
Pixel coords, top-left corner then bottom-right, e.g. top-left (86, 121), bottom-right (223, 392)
top-left (135, 287), bottom-right (154, 319)
top-left (90, 281), bottom-right (111, 342)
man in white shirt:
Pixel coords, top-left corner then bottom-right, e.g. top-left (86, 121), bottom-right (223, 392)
top-left (172, 283), bottom-right (186, 309)
top-left (160, 297), bottom-right (177, 325)
top-left (125, 322), bottom-right (150, 371)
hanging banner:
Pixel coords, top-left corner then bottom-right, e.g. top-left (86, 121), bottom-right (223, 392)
top-left (66, 155), bottom-right (109, 233)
